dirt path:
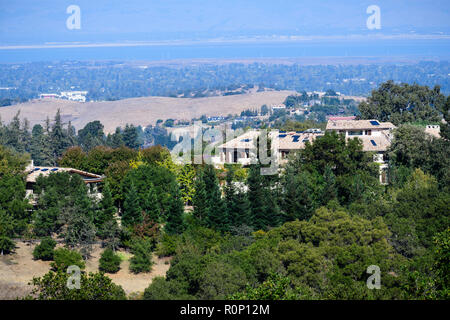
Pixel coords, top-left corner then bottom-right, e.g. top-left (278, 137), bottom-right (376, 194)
top-left (0, 241), bottom-right (171, 299)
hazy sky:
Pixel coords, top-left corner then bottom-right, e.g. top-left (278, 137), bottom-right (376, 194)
top-left (1, 0), bottom-right (449, 45)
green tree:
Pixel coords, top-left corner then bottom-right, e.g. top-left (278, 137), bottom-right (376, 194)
top-left (95, 181), bottom-right (117, 237)
top-left (203, 165), bottom-right (228, 232)
top-left (192, 170), bottom-right (208, 223)
top-left (27, 270), bottom-right (126, 300)
top-left (50, 109), bottom-right (72, 161)
top-left (224, 168), bottom-right (251, 228)
top-left (228, 273), bottom-right (305, 300)
top-left (33, 238), bottom-right (57, 261)
top-left (143, 185), bottom-right (160, 222)
top-left (358, 81), bottom-right (444, 125)
top-left (0, 236), bottom-right (15, 255)
top-left (123, 124), bottom-right (139, 149)
top-left (247, 164), bottom-right (280, 230)
top-left (129, 239), bottom-right (153, 274)
top-left (78, 121), bottom-right (105, 151)
top-left (164, 183), bottom-right (185, 235)
top-left (99, 248), bottom-right (121, 273)
top-left (122, 182), bottom-right (142, 228)
top-left (51, 248), bottom-right (85, 272)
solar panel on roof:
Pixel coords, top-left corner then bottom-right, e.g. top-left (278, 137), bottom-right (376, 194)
top-left (279, 134), bottom-right (287, 138)
top-left (51, 168), bottom-right (58, 172)
top-left (41, 168), bottom-right (48, 172)
top-left (370, 140), bottom-right (377, 146)
top-left (279, 131), bottom-right (286, 133)
top-left (370, 120), bottom-right (380, 126)
top-left (292, 135), bottom-right (300, 142)
top-left (302, 139), bottom-right (309, 142)
top-left (240, 138), bottom-right (251, 142)
top-left (34, 168), bottom-right (40, 171)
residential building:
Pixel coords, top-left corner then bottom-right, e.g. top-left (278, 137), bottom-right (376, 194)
top-left (217, 129), bottom-right (324, 165)
top-left (424, 125), bottom-right (441, 138)
top-left (25, 160), bottom-right (104, 204)
top-left (326, 119), bottom-right (397, 184)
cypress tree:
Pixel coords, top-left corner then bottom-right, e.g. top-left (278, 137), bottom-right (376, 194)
top-left (122, 182), bottom-right (142, 228)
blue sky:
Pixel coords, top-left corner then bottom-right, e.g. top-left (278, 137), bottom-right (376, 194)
top-left (1, 0), bottom-right (449, 45)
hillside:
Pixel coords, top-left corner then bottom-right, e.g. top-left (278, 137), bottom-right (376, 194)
top-left (0, 90), bottom-right (295, 133)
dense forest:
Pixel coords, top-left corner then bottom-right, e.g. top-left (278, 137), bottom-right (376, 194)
top-left (0, 61), bottom-right (449, 104)
top-left (0, 82), bottom-right (449, 300)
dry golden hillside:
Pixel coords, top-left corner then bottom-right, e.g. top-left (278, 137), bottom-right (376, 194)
top-left (0, 90), bottom-right (295, 133)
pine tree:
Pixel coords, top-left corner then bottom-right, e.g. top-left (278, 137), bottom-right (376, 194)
top-left (247, 164), bottom-right (280, 230)
top-left (50, 109), bottom-right (70, 160)
top-left (224, 168), bottom-right (250, 228)
top-left (143, 185), bottom-right (160, 223)
top-left (295, 171), bottom-right (316, 221)
top-left (59, 177), bottom-right (96, 258)
top-left (282, 166), bottom-right (299, 222)
top-left (96, 182), bottom-right (116, 235)
top-left (123, 124), bottom-right (139, 150)
top-left (107, 127), bottom-right (124, 148)
top-left (203, 165), bottom-right (228, 232)
top-left (321, 164), bottom-right (337, 205)
top-left (122, 182), bottom-right (142, 228)
top-left (164, 183), bottom-right (185, 235)
top-left (192, 170), bottom-right (208, 224)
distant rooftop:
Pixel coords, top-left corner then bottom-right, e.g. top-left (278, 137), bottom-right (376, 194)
top-left (327, 116), bottom-right (356, 121)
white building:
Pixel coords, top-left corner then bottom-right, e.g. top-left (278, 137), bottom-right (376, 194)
top-left (60, 91), bottom-right (88, 102)
top-left (217, 130), bottom-right (324, 165)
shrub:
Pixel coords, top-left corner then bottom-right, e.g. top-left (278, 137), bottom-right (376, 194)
top-left (33, 237), bottom-right (57, 261)
top-left (129, 240), bottom-right (153, 274)
top-left (28, 270), bottom-right (127, 300)
top-left (99, 248), bottom-right (121, 273)
top-left (155, 233), bottom-right (178, 257)
top-left (0, 236), bottom-right (15, 255)
top-left (51, 248), bottom-right (85, 272)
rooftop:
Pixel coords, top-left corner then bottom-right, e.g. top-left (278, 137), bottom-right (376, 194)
top-left (217, 130), bottom-right (323, 151)
top-left (326, 119), bottom-right (396, 131)
top-left (26, 166), bottom-right (103, 184)
top-left (350, 131), bottom-right (392, 152)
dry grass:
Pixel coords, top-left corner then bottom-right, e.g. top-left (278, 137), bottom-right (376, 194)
top-left (0, 90), bottom-right (295, 133)
top-left (0, 241), bottom-right (171, 299)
